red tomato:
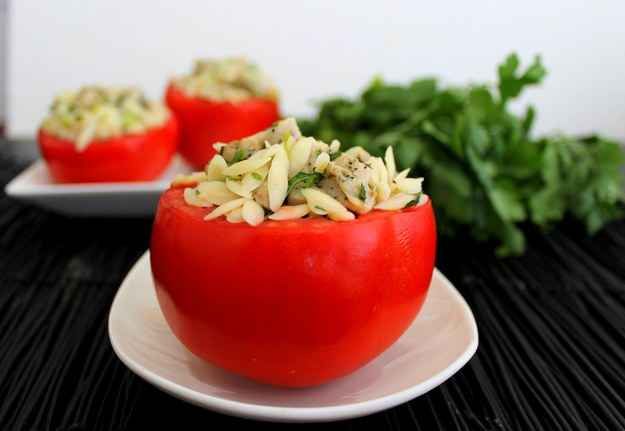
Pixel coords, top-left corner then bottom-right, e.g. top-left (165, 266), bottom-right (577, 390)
top-left (150, 188), bottom-right (437, 388)
top-left (165, 84), bottom-right (279, 169)
top-left (38, 116), bottom-right (178, 183)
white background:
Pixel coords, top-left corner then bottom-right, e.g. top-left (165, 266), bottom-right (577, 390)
top-left (0, 0), bottom-right (6, 123)
top-left (5, 0), bottom-right (625, 140)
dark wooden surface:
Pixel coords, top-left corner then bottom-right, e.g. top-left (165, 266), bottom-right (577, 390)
top-left (1, 140), bottom-right (624, 430)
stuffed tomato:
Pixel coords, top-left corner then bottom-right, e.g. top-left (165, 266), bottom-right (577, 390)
top-left (38, 86), bottom-right (178, 183)
top-left (150, 119), bottom-right (436, 387)
top-left (166, 58), bottom-right (279, 169)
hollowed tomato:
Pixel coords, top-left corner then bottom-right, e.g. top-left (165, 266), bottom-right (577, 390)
top-left (165, 84), bottom-right (279, 169)
top-left (150, 187), bottom-right (436, 387)
top-left (38, 116), bottom-right (178, 183)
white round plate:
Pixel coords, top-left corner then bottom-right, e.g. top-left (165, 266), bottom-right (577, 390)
top-left (108, 252), bottom-right (478, 423)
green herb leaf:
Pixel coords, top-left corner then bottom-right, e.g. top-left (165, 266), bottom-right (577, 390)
top-left (287, 172), bottom-right (324, 195)
top-left (358, 184), bottom-right (367, 201)
top-left (230, 148), bottom-right (246, 164)
top-left (498, 54), bottom-right (547, 106)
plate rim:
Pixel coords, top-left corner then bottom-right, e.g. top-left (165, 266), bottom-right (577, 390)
top-left (108, 252), bottom-right (478, 423)
top-left (4, 157), bottom-right (185, 197)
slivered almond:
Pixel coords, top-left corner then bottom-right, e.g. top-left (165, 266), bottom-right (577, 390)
top-left (204, 198), bottom-right (246, 220)
top-left (394, 168), bottom-right (410, 182)
top-left (183, 187), bottom-right (210, 207)
top-left (240, 166), bottom-right (267, 193)
top-left (384, 146), bottom-right (397, 186)
top-left (301, 188), bottom-right (351, 217)
top-left (288, 138), bottom-right (313, 177)
top-left (328, 210), bottom-right (355, 221)
top-left (196, 181), bottom-right (240, 204)
top-left (226, 178), bottom-right (253, 198)
top-left (205, 155), bottom-right (228, 180)
top-left (223, 157), bottom-right (272, 177)
top-left (267, 145), bottom-right (289, 211)
top-left (268, 204), bottom-right (310, 220)
top-left (396, 177), bottom-right (423, 194)
top-left (241, 200), bottom-right (265, 226)
top-left (226, 208), bottom-right (244, 223)
top-left (172, 171), bottom-right (208, 187)
top-left (372, 157), bottom-right (391, 202)
top-left (374, 193), bottom-right (417, 210)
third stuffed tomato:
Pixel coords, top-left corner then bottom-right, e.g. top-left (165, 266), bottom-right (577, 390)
top-left (150, 119), bottom-right (436, 387)
top-left (166, 58), bottom-right (279, 169)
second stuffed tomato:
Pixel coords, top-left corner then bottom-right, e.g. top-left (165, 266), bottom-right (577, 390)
top-left (166, 58), bottom-right (279, 169)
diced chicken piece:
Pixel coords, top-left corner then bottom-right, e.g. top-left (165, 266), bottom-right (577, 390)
top-left (222, 118), bottom-right (302, 162)
top-left (327, 148), bottom-right (376, 214)
top-left (341, 146), bottom-right (372, 161)
top-left (318, 177), bottom-right (349, 207)
top-left (287, 189), bottom-right (306, 205)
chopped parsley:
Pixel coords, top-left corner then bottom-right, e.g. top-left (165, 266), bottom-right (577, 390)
top-left (230, 148), bottom-right (246, 164)
top-left (287, 172), bottom-right (323, 195)
top-left (358, 184), bottom-right (367, 201)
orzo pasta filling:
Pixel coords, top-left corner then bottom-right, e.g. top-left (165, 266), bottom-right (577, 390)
top-left (173, 118), bottom-right (427, 226)
top-left (172, 57), bottom-right (278, 102)
top-left (41, 86), bottom-right (170, 151)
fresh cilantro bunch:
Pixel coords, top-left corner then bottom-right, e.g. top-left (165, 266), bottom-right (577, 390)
top-left (300, 54), bottom-right (625, 255)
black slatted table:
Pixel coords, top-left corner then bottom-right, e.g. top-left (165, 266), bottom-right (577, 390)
top-left (1, 140), bottom-right (624, 431)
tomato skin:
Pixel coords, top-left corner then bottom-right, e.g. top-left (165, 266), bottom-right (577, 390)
top-left (150, 188), bottom-right (436, 388)
top-left (38, 116), bottom-right (178, 183)
top-left (165, 84), bottom-right (279, 169)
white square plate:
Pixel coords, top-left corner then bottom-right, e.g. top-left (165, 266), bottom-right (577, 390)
top-left (4, 156), bottom-right (190, 217)
top-left (108, 252), bottom-right (478, 422)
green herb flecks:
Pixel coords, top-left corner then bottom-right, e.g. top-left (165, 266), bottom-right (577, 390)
top-left (230, 148), bottom-right (247, 164)
top-left (287, 172), bottom-right (324, 195)
top-left (358, 184), bottom-right (367, 201)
